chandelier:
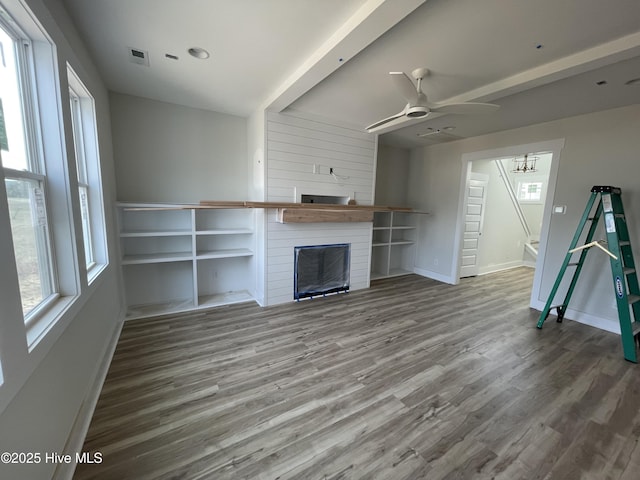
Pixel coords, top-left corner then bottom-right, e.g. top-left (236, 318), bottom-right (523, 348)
top-left (512, 153), bottom-right (538, 173)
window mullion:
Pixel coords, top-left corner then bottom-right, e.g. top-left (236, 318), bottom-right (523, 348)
top-left (3, 166), bottom-right (44, 182)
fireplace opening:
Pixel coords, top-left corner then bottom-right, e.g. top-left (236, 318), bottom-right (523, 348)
top-left (294, 244), bottom-right (350, 300)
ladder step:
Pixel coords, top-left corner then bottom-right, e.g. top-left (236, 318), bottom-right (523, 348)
top-left (620, 241), bottom-right (631, 246)
top-left (628, 295), bottom-right (640, 305)
top-left (568, 263), bottom-right (580, 267)
top-left (615, 214), bottom-right (625, 218)
top-left (624, 267), bottom-right (636, 275)
top-left (633, 323), bottom-right (640, 337)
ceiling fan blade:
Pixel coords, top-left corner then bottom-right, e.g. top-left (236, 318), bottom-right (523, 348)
top-left (390, 71), bottom-right (419, 104)
top-left (430, 102), bottom-right (500, 115)
top-left (366, 110), bottom-right (406, 132)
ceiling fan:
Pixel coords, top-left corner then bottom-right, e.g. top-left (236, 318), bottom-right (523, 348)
top-left (366, 67), bottom-right (500, 133)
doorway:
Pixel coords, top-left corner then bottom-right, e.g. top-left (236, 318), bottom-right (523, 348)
top-left (454, 139), bottom-right (565, 306)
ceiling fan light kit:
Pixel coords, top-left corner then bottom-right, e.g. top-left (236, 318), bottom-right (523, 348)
top-left (366, 67), bottom-right (500, 133)
top-left (406, 105), bottom-right (429, 118)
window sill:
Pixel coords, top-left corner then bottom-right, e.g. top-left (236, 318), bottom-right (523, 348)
top-left (26, 295), bottom-right (77, 351)
top-left (87, 262), bottom-right (107, 285)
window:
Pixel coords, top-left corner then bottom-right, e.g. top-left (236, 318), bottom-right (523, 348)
top-left (1, 21), bottom-right (57, 319)
top-left (67, 66), bottom-right (107, 281)
top-left (517, 181), bottom-right (544, 203)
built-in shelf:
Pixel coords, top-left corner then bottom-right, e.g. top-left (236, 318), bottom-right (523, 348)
top-left (122, 252), bottom-right (193, 265)
top-left (196, 228), bottom-right (253, 235)
top-left (118, 202), bottom-right (256, 320)
top-left (120, 229), bottom-right (192, 237)
top-left (196, 248), bottom-right (253, 260)
top-left (370, 211), bottom-right (419, 280)
top-left (125, 298), bottom-right (195, 321)
top-left (198, 290), bottom-right (253, 308)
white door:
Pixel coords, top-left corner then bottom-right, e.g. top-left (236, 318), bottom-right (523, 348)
top-left (460, 173), bottom-right (488, 278)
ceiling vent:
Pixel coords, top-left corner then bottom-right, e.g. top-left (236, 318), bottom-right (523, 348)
top-left (128, 47), bottom-right (149, 66)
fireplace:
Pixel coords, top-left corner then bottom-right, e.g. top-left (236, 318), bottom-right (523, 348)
top-left (294, 244), bottom-right (350, 300)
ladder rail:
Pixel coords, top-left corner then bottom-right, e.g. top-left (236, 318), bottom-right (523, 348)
top-left (607, 193), bottom-right (640, 362)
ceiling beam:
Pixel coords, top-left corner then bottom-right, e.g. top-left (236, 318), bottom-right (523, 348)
top-left (262, 0), bottom-right (426, 113)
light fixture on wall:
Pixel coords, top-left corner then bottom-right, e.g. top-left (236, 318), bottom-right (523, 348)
top-left (512, 153), bottom-right (538, 173)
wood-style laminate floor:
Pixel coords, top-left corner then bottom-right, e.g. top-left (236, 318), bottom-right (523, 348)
top-left (74, 268), bottom-right (640, 480)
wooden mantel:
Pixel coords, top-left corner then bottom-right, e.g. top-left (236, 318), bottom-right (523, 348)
top-left (122, 201), bottom-right (414, 223)
top-left (199, 200), bottom-right (412, 224)
top-left (276, 208), bottom-right (374, 223)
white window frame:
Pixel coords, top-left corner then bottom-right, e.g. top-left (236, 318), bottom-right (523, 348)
top-left (0, 0), bottom-right (120, 417)
top-left (0, 3), bottom-right (81, 351)
top-left (1, 14), bottom-right (61, 327)
top-left (516, 178), bottom-right (546, 204)
top-left (67, 67), bottom-right (107, 282)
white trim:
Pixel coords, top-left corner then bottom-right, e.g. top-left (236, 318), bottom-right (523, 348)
top-left (52, 315), bottom-right (123, 480)
top-left (477, 261), bottom-right (525, 276)
top-left (455, 139), bottom-right (566, 305)
top-left (413, 266), bottom-right (456, 284)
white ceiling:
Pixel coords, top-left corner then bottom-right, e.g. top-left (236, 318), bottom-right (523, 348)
top-left (60, 0), bottom-right (369, 116)
top-left (61, 0), bottom-right (640, 147)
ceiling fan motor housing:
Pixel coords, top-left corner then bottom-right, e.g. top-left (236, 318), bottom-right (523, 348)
top-left (406, 105), bottom-right (429, 118)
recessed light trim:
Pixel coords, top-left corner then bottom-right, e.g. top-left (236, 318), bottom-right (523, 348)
top-left (188, 47), bottom-right (210, 59)
top-left (625, 77), bottom-right (640, 86)
top-left (165, 53), bottom-right (179, 60)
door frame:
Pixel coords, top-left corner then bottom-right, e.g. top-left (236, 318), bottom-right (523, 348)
top-left (452, 139), bottom-right (565, 307)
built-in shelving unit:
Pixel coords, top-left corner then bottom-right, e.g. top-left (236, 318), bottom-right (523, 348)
top-left (117, 203), bottom-right (255, 320)
top-left (371, 211), bottom-right (418, 280)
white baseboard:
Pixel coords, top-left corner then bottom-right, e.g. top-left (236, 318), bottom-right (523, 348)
top-left (53, 314), bottom-right (124, 480)
top-left (478, 261), bottom-right (524, 276)
top-left (413, 267), bottom-right (456, 284)
top-left (530, 299), bottom-right (621, 334)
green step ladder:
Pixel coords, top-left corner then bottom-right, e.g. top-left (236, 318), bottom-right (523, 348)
top-left (537, 186), bottom-right (640, 363)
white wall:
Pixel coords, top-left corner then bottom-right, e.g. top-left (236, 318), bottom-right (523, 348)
top-left (408, 104), bottom-right (640, 332)
top-left (470, 160), bottom-right (527, 274)
top-left (110, 93), bottom-right (248, 203)
top-left (375, 144), bottom-right (410, 206)
top-left (0, 0), bottom-right (122, 478)
top-left (264, 111), bottom-right (376, 305)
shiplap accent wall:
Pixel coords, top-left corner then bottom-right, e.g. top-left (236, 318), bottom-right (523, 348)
top-left (265, 111), bottom-right (377, 305)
